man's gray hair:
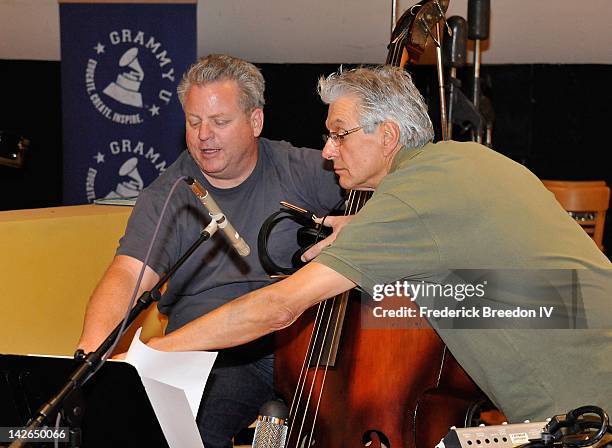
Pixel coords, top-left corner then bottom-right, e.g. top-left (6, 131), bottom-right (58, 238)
top-left (318, 66), bottom-right (434, 148)
top-left (177, 54), bottom-right (265, 113)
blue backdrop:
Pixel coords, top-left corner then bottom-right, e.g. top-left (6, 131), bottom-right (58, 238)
top-left (60, 2), bottom-right (196, 204)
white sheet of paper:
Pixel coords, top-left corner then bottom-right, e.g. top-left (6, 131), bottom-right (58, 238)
top-left (125, 328), bottom-right (218, 448)
top-left (140, 377), bottom-right (206, 448)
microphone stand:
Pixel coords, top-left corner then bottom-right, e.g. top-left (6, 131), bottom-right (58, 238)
top-left (435, 21), bottom-right (449, 141)
top-left (467, 0), bottom-right (491, 145)
top-left (9, 220), bottom-right (219, 448)
top-left (419, 2), bottom-right (451, 141)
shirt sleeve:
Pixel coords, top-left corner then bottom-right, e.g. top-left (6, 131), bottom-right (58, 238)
top-left (316, 192), bottom-right (441, 295)
top-left (115, 180), bottom-right (182, 276)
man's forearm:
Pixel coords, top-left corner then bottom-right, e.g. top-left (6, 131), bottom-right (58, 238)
top-left (147, 286), bottom-right (291, 352)
top-left (77, 255), bottom-right (159, 352)
top-left (147, 261), bottom-right (355, 352)
top-left (78, 289), bottom-right (132, 352)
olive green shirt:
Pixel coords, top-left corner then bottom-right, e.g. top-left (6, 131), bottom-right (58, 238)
top-left (317, 141), bottom-right (612, 421)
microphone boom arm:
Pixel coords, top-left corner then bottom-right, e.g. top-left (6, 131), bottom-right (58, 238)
top-left (184, 177), bottom-right (251, 257)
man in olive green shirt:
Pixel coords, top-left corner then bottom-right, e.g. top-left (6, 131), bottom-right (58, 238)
top-left (145, 66), bottom-right (612, 422)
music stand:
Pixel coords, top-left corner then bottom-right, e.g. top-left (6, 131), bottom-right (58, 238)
top-left (0, 354), bottom-right (169, 447)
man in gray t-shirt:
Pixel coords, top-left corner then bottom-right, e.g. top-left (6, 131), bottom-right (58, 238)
top-left (117, 137), bottom-right (341, 336)
top-left (77, 55), bottom-right (342, 448)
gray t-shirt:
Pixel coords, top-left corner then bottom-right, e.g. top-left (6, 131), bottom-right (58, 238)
top-left (117, 138), bottom-right (342, 355)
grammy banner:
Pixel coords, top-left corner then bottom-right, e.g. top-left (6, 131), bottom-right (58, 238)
top-left (59, 0), bottom-right (196, 204)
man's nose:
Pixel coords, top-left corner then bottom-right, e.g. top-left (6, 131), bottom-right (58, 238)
top-left (198, 123), bottom-right (213, 140)
top-left (322, 140), bottom-right (339, 160)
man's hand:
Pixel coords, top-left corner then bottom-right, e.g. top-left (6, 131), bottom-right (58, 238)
top-left (117, 262), bottom-right (356, 352)
top-left (301, 215), bottom-right (353, 262)
top-left (109, 335), bottom-right (169, 359)
top-left (145, 336), bottom-right (168, 351)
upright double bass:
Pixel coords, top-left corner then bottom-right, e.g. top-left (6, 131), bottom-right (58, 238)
top-left (275, 2), bottom-right (490, 446)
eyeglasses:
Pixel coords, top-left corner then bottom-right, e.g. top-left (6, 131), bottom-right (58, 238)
top-left (322, 126), bottom-right (362, 147)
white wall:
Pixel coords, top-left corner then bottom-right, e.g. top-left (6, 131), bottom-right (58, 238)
top-left (1, 0), bottom-right (611, 64)
top-left (0, 0), bottom-right (61, 60)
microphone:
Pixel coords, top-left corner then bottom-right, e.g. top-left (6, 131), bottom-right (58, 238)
top-left (467, 0), bottom-right (490, 40)
top-left (184, 177), bottom-right (251, 256)
top-left (251, 400), bottom-right (288, 448)
top-left (443, 16), bottom-right (468, 68)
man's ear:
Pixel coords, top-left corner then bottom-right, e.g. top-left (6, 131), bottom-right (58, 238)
top-left (381, 120), bottom-right (401, 155)
top-left (251, 108), bottom-right (264, 137)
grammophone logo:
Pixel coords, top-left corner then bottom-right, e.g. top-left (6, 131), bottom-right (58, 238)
top-left (85, 138), bottom-right (168, 202)
top-left (84, 29), bottom-right (177, 125)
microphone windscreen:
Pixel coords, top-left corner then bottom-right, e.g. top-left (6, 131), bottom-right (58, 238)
top-left (443, 16), bottom-right (468, 68)
top-left (252, 400), bottom-right (288, 448)
top-left (259, 400), bottom-right (289, 419)
top-left (468, 0), bottom-right (491, 40)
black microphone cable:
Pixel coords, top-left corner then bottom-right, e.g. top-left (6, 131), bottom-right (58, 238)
top-left (82, 175), bottom-right (188, 384)
top-left (517, 405), bottom-right (611, 448)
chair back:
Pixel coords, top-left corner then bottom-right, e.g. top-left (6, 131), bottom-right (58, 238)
top-left (542, 180), bottom-right (610, 250)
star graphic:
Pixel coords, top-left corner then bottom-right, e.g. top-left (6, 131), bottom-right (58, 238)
top-left (149, 104), bottom-right (160, 116)
top-left (94, 42), bottom-right (105, 54)
top-left (94, 152), bottom-right (105, 163)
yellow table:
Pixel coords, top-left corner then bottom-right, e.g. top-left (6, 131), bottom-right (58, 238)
top-left (0, 204), bottom-right (163, 356)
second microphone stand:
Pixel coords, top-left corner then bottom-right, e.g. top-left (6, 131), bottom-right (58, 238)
top-left (9, 219), bottom-right (219, 448)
